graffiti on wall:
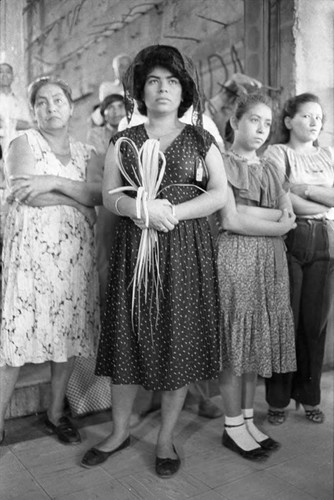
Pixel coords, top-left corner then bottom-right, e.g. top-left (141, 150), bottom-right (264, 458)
top-left (24, 0), bottom-right (164, 73)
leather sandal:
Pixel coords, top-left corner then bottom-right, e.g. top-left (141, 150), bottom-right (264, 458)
top-left (304, 408), bottom-right (325, 424)
top-left (45, 416), bottom-right (81, 445)
top-left (81, 436), bottom-right (131, 468)
top-left (155, 445), bottom-right (181, 478)
top-left (267, 409), bottom-right (286, 425)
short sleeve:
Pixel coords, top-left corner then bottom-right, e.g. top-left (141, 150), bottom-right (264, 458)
top-left (223, 153), bottom-right (287, 208)
top-left (192, 126), bottom-right (218, 158)
top-left (263, 144), bottom-right (287, 174)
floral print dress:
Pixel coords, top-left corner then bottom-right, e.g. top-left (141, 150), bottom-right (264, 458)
top-left (0, 129), bottom-right (100, 366)
top-left (217, 153), bottom-right (296, 377)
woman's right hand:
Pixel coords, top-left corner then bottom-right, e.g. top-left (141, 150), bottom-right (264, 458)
top-left (9, 174), bottom-right (58, 203)
top-left (278, 209), bottom-right (296, 234)
top-left (142, 199), bottom-right (179, 232)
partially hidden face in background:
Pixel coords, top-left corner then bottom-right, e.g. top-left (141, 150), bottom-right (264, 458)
top-left (103, 100), bottom-right (126, 127)
top-left (0, 64), bottom-right (14, 88)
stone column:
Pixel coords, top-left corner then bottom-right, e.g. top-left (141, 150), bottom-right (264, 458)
top-left (294, 0), bottom-right (334, 146)
top-left (0, 0), bottom-right (28, 94)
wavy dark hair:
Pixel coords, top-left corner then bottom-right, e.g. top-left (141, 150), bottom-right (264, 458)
top-left (225, 91), bottom-right (273, 144)
top-left (28, 76), bottom-right (73, 108)
top-left (124, 45), bottom-right (196, 118)
top-left (279, 93), bottom-right (324, 144)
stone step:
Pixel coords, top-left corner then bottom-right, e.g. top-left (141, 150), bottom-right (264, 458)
top-left (5, 362), bottom-right (51, 419)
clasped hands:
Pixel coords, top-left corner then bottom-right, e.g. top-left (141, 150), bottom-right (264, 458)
top-left (132, 198), bottom-right (179, 232)
top-left (279, 208), bottom-right (296, 233)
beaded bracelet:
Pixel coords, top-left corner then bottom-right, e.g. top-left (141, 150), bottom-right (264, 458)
top-left (114, 195), bottom-right (127, 216)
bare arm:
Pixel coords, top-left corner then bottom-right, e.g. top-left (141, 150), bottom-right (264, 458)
top-left (236, 188), bottom-right (294, 222)
top-left (174, 143), bottom-right (228, 220)
top-left (103, 142), bottom-right (228, 232)
top-left (289, 192), bottom-right (329, 216)
top-left (6, 135), bottom-right (97, 224)
top-left (218, 185), bottom-right (296, 237)
top-left (237, 205), bottom-right (283, 221)
top-left (102, 142), bottom-right (178, 232)
top-left (24, 192), bottom-right (97, 226)
top-left (290, 183), bottom-right (334, 209)
top-left (8, 136), bottom-right (102, 206)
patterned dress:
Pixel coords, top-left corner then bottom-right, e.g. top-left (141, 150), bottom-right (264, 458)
top-left (95, 124), bottom-right (221, 390)
top-left (217, 153), bottom-right (296, 377)
top-left (0, 129), bottom-right (100, 366)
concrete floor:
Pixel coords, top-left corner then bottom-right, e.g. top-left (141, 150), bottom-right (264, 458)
top-left (0, 372), bottom-right (333, 500)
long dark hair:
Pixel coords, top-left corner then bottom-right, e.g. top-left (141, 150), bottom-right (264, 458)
top-left (279, 93), bottom-right (324, 143)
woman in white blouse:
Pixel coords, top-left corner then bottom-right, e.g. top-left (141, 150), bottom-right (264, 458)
top-left (264, 93), bottom-right (334, 425)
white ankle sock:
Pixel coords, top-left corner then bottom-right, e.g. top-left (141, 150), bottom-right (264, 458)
top-left (225, 414), bottom-right (260, 451)
top-left (242, 408), bottom-right (268, 443)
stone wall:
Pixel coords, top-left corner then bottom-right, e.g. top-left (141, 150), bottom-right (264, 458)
top-left (23, 0), bottom-right (245, 141)
top-left (0, 0), bottom-right (30, 110)
top-left (293, 0), bottom-right (334, 146)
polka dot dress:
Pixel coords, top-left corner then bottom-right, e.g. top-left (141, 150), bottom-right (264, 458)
top-left (95, 124), bottom-right (221, 391)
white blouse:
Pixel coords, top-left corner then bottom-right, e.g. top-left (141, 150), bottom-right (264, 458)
top-left (264, 144), bottom-right (334, 219)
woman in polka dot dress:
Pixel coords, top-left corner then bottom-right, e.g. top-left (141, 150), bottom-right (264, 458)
top-left (81, 45), bottom-right (228, 477)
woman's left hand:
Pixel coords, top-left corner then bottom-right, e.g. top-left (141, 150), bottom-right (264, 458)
top-left (139, 199), bottom-right (178, 232)
top-left (9, 174), bottom-right (58, 203)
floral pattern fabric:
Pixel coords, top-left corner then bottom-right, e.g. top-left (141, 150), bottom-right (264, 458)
top-left (0, 129), bottom-right (100, 366)
top-left (217, 153), bottom-right (296, 377)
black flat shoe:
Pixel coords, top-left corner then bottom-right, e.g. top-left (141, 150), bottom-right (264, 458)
top-left (81, 436), bottom-right (131, 469)
top-left (45, 416), bottom-right (81, 445)
top-left (222, 431), bottom-right (268, 461)
top-left (155, 446), bottom-right (181, 478)
top-left (257, 436), bottom-right (280, 451)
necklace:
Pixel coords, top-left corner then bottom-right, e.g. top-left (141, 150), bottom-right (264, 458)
top-left (229, 149), bottom-right (258, 163)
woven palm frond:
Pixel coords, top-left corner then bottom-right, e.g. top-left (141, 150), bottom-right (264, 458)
top-left (109, 137), bottom-right (166, 335)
